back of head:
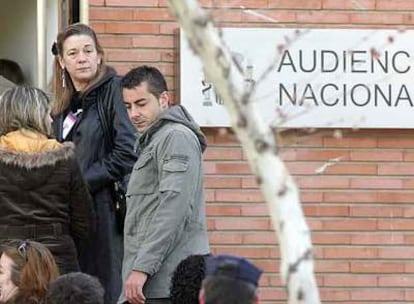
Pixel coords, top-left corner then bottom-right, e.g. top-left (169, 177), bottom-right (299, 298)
top-left (0, 59), bottom-right (25, 85)
top-left (202, 276), bottom-right (257, 304)
top-left (0, 240), bottom-right (59, 303)
top-left (201, 254), bottom-right (262, 304)
top-left (0, 86), bottom-right (51, 136)
top-left (170, 254), bottom-right (207, 304)
top-left (121, 65), bottom-right (168, 99)
top-left (46, 272), bottom-right (104, 304)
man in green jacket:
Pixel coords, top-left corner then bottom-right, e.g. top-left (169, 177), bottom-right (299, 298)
top-left (118, 66), bottom-right (210, 304)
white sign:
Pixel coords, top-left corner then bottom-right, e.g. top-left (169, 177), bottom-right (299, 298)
top-left (179, 28), bottom-right (414, 128)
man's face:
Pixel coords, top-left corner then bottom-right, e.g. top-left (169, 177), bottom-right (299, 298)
top-left (0, 253), bottom-right (18, 302)
top-left (122, 82), bottom-right (169, 133)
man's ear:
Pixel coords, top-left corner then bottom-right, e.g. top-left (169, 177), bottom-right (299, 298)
top-left (198, 288), bottom-right (205, 304)
top-left (159, 91), bottom-right (170, 110)
top-left (254, 292), bottom-right (260, 304)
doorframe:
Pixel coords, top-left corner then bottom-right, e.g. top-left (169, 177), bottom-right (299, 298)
top-left (36, 0), bottom-right (88, 90)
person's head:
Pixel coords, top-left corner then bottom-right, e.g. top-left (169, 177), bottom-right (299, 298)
top-left (0, 59), bottom-right (25, 85)
top-left (121, 65), bottom-right (170, 133)
top-left (170, 255), bottom-right (208, 304)
top-left (199, 254), bottom-right (262, 304)
top-left (45, 272), bottom-right (104, 304)
top-left (0, 86), bottom-right (52, 136)
top-left (51, 23), bottom-right (106, 115)
top-left (0, 240), bottom-right (59, 303)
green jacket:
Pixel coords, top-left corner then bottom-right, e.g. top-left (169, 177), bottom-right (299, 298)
top-left (119, 105), bottom-right (210, 301)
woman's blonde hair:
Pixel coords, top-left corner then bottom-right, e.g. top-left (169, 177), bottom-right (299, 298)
top-left (0, 86), bottom-right (52, 136)
top-left (50, 23), bottom-right (107, 115)
top-left (1, 240), bottom-right (59, 304)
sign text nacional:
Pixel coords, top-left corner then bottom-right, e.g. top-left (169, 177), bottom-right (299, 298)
top-left (179, 28), bottom-right (414, 128)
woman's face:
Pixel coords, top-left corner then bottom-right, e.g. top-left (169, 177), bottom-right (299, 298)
top-left (0, 253), bottom-right (18, 303)
top-left (59, 34), bottom-right (102, 91)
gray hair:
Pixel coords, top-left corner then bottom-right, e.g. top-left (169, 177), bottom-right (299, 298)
top-left (0, 86), bottom-right (52, 136)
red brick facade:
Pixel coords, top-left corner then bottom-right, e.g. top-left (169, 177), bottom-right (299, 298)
top-left (90, 1), bottom-right (414, 302)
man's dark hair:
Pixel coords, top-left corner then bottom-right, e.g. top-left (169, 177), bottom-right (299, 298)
top-left (170, 254), bottom-right (207, 304)
top-left (45, 272), bottom-right (104, 304)
top-left (202, 275), bottom-right (257, 304)
top-left (121, 65), bottom-right (168, 98)
top-left (0, 59), bottom-right (25, 84)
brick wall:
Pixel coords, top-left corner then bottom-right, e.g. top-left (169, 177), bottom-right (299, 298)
top-left (89, 1), bottom-right (414, 302)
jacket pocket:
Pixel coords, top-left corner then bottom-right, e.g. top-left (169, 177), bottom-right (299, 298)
top-left (159, 155), bottom-right (189, 192)
top-left (127, 152), bottom-right (156, 195)
top-left (125, 215), bottom-right (149, 238)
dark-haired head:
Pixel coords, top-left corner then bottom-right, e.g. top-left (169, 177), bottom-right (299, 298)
top-left (199, 254), bottom-right (262, 304)
top-left (170, 255), bottom-right (208, 304)
top-left (46, 272), bottom-right (104, 304)
top-left (0, 59), bottom-right (25, 85)
top-left (121, 65), bottom-right (168, 99)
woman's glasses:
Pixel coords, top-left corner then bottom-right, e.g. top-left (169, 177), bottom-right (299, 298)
top-left (17, 241), bottom-right (28, 261)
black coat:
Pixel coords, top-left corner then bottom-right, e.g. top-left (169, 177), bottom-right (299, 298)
top-left (0, 133), bottom-right (94, 274)
top-left (52, 68), bottom-right (137, 304)
top-left (53, 69), bottom-right (137, 195)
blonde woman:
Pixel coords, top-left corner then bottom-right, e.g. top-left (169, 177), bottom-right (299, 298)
top-left (0, 86), bottom-right (94, 275)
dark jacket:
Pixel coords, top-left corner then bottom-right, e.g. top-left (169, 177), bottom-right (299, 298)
top-left (52, 67), bottom-right (137, 304)
top-left (0, 130), bottom-right (94, 274)
top-left (53, 68), bottom-right (137, 194)
top-left (119, 105), bottom-right (210, 302)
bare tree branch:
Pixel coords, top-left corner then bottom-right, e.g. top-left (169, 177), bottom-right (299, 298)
top-left (168, 0), bottom-right (321, 303)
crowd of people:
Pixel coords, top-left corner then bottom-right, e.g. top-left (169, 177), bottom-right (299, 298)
top-left (0, 23), bottom-right (263, 304)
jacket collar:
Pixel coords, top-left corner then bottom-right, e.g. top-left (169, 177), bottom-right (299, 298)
top-left (80, 66), bottom-right (116, 100)
top-left (0, 130), bottom-right (75, 169)
top-left (138, 105), bottom-right (207, 152)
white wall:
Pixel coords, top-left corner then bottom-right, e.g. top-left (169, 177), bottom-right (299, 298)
top-left (0, 0), bottom-right (59, 87)
top-left (0, 0), bottom-right (37, 85)
top-left (46, 0), bottom-right (59, 86)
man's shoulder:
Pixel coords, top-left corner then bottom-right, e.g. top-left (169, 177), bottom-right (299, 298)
top-left (156, 122), bottom-right (197, 143)
top-left (160, 121), bottom-right (192, 135)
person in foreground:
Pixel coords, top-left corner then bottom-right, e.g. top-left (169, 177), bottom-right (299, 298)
top-left (50, 23), bottom-right (137, 303)
top-left (118, 66), bottom-right (210, 304)
top-left (0, 86), bottom-right (94, 274)
top-left (0, 240), bottom-right (59, 304)
top-left (45, 272), bottom-right (104, 304)
top-left (199, 254), bottom-right (263, 304)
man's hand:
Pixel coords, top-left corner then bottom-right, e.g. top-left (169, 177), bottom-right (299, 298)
top-left (125, 270), bottom-right (148, 304)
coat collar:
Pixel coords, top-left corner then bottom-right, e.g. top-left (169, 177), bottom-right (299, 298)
top-left (0, 130), bottom-right (75, 169)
